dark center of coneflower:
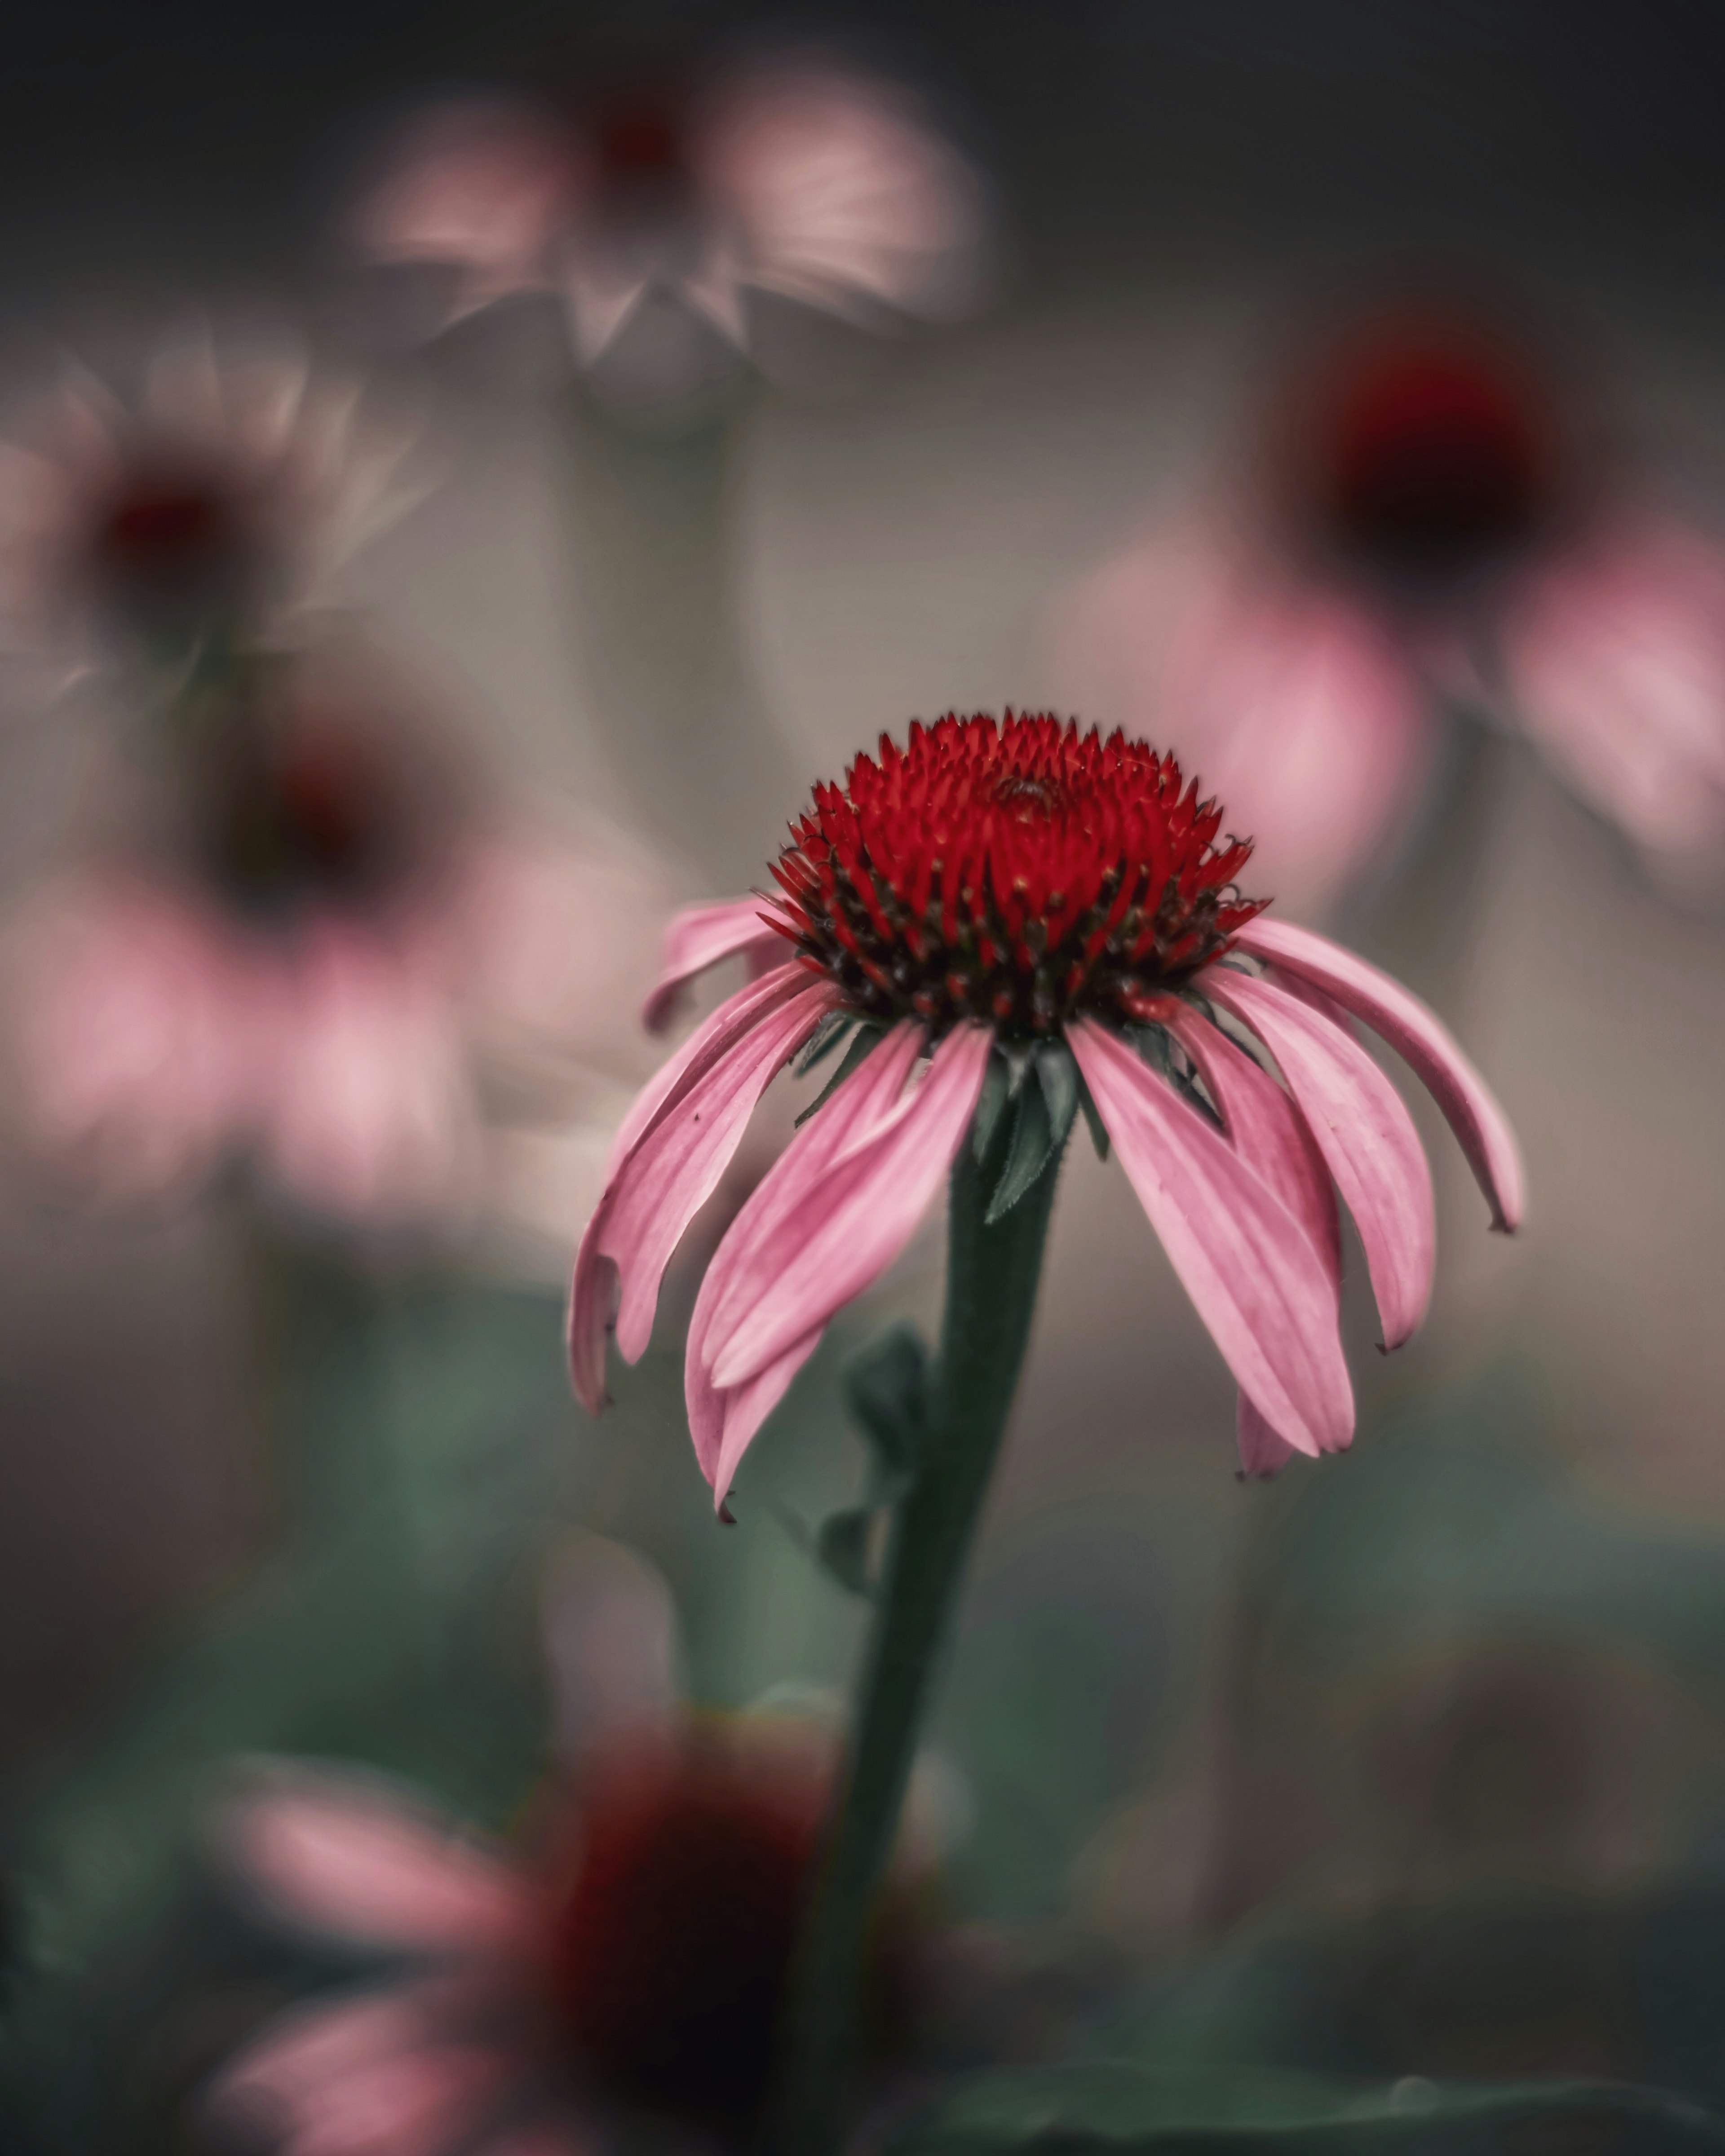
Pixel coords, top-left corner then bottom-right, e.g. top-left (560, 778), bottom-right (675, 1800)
top-left (201, 713), bottom-right (407, 914)
top-left (586, 90), bottom-right (699, 227)
top-left (1310, 318), bottom-right (1559, 578)
top-left (88, 463), bottom-right (258, 629)
top-left (767, 712), bottom-right (1265, 1037)
top-left (544, 1741), bottom-right (898, 2135)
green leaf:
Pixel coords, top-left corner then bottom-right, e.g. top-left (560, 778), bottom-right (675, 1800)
top-left (984, 1075), bottom-right (1055, 1225)
top-left (887, 2061), bottom-right (1725, 2154)
top-left (1034, 1039), bottom-right (1081, 1152)
top-left (1076, 1061), bottom-right (1110, 1160)
top-left (816, 1507), bottom-right (878, 1598)
top-left (843, 1324), bottom-right (929, 1486)
top-left (793, 1009), bottom-right (854, 1077)
top-left (970, 1050), bottom-right (1012, 1162)
top-left (796, 1024), bottom-right (883, 1126)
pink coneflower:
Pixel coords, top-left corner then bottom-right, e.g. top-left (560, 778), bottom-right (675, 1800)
top-left (0, 328), bottom-right (419, 681)
top-left (354, 58), bottom-right (985, 374)
top-left (205, 1543), bottom-right (925, 2154)
top-left (571, 711), bottom-right (1523, 1498)
top-left (1055, 300), bottom-right (1725, 907)
top-left (5, 658), bottom-right (665, 1227)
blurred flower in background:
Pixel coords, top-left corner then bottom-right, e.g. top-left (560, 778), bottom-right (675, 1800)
top-left (353, 54), bottom-right (987, 398)
top-left (1053, 287), bottom-right (1725, 912)
top-left (0, 325), bottom-right (421, 695)
top-left (204, 1536), bottom-right (937, 2154)
top-left (2, 638), bottom-right (669, 1236)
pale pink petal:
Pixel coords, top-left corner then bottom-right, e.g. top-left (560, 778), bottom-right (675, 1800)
top-left (708, 1026), bottom-right (992, 1388)
top-left (1502, 515), bottom-right (1725, 857)
top-left (540, 1534), bottom-right (681, 1765)
top-left (687, 1024), bottom-right (992, 1507)
top-left (1233, 918), bottom-right (1525, 1233)
top-left (1070, 1020), bottom-right (1353, 1459)
top-left (222, 2035), bottom-right (513, 2156)
top-left (1161, 1004), bottom-right (1340, 1290)
top-left (211, 1993), bottom-right (432, 2114)
top-left (567, 971), bottom-right (832, 1412)
top-left (699, 65), bottom-right (985, 323)
top-left (1235, 1392), bottom-right (1306, 1479)
top-left (1051, 522), bottom-right (1431, 915)
top-left (641, 894), bottom-right (792, 1033)
top-left (224, 1772), bottom-right (530, 1954)
top-left (7, 881), bottom-right (266, 1198)
top-left (1205, 969), bottom-right (1434, 1349)
top-left (354, 101), bottom-right (578, 311)
top-left (261, 925), bottom-right (478, 1222)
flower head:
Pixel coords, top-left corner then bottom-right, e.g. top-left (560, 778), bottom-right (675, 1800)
top-left (571, 713), bottom-right (1523, 1500)
top-left (355, 58), bottom-right (986, 383)
top-left (1054, 290), bottom-right (1725, 904)
top-left (0, 327), bottom-right (420, 681)
top-left (5, 652), bottom-right (667, 1228)
top-left (207, 1542), bottom-right (923, 2152)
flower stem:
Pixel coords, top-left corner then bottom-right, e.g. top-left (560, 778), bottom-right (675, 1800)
top-left (765, 1122), bottom-right (1066, 2156)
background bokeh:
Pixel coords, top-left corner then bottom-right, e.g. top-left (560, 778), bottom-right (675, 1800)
top-left (7, 3), bottom-right (1725, 2148)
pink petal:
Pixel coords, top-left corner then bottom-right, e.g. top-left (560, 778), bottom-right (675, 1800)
top-left (1205, 969), bottom-right (1434, 1350)
top-left (1070, 1021), bottom-right (1354, 1459)
top-left (699, 65), bottom-right (986, 322)
top-left (1501, 515), bottom-right (1725, 857)
top-left (1232, 919), bottom-right (1525, 1233)
top-left (224, 1772), bottom-right (530, 1955)
top-left (689, 1024), bottom-right (991, 1509)
top-left (567, 975), bottom-right (833, 1412)
top-left (1161, 1004), bottom-right (1340, 1291)
top-left (1235, 1392), bottom-right (1309, 1479)
top-left (566, 964), bottom-right (822, 1412)
top-left (642, 895), bottom-right (792, 1034)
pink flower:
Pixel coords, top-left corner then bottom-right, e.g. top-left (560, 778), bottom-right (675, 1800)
top-left (353, 59), bottom-right (985, 375)
top-left (4, 657), bottom-right (668, 1229)
top-left (0, 326), bottom-right (420, 684)
top-left (206, 1539), bottom-right (928, 2154)
top-left (1053, 298), bottom-right (1725, 907)
top-left (570, 713), bottom-right (1523, 1498)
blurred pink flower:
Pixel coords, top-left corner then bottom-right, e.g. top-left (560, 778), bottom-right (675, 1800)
top-left (354, 59), bottom-right (986, 373)
top-left (1053, 300), bottom-right (1725, 909)
top-left (4, 660), bottom-right (668, 1230)
top-left (0, 326), bottom-right (421, 685)
top-left (571, 716), bottom-right (1522, 1498)
top-left (207, 1538), bottom-right (932, 2155)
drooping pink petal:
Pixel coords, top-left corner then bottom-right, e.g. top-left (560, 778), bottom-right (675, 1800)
top-left (1161, 1003), bottom-right (1340, 1290)
top-left (1501, 514), bottom-right (1725, 859)
top-left (1070, 1020), bottom-right (1354, 1459)
top-left (215, 2020), bottom-right (514, 2156)
top-left (699, 64), bottom-right (986, 324)
top-left (223, 1771), bottom-right (531, 1955)
top-left (641, 894), bottom-right (792, 1033)
top-left (261, 923), bottom-right (479, 1224)
top-left (1235, 1391), bottom-right (1309, 1479)
top-left (688, 1024), bottom-right (991, 1508)
top-left (354, 100), bottom-right (578, 312)
top-left (1232, 918), bottom-right (1525, 1233)
top-left (567, 971), bottom-right (832, 1412)
top-left (1206, 969), bottom-right (1435, 1350)
top-left (1049, 521), bottom-right (1432, 916)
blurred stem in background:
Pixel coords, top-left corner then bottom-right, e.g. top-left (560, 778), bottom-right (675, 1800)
top-left (768, 1115), bottom-right (1067, 2156)
top-left (557, 386), bottom-right (800, 895)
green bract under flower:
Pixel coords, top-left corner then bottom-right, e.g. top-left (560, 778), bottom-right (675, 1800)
top-left (767, 712), bottom-right (1264, 1038)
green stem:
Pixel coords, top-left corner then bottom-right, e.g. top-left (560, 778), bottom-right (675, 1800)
top-left (765, 1125), bottom-right (1066, 2156)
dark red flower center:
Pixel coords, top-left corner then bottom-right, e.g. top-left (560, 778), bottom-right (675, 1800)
top-left (1309, 317), bottom-right (1559, 577)
top-left (544, 1740), bottom-right (893, 2135)
top-left (767, 712), bottom-right (1264, 1036)
top-left (203, 712), bottom-right (407, 912)
top-left (88, 464), bottom-right (258, 625)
